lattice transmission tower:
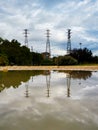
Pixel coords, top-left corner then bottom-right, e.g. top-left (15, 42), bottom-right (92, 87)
top-left (46, 29), bottom-right (51, 59)
top-left (31, 46), bottom-right (33, 52)
top-left (67, 29), bottom-right (71, 55)
top-left (24, 29), bottom-right (29, 47)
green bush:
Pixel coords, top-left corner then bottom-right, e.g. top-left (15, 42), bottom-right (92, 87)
top-left (41, 59), bottom-right (54, 65)
top-left (58, 55), bottom-right (78, 65)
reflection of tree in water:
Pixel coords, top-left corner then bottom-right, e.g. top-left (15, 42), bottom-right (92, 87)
top-left (69, 71), bottom-right (92, 80)
top-left (0, 84), bottom-right (5, 93)
top-left (0, 70), bottom-right (44, 92)
top-left (59, 70), bottom-right (92, 80)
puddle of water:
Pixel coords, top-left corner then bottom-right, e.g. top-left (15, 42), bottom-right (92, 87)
top-left (0, 70), bottom-right (98, 130)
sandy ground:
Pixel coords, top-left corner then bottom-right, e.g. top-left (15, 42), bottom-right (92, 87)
top-left (0, 65), bottom-right (98, 71)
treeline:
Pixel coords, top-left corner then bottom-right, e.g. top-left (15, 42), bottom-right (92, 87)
top-left (0, 37), bottom-right (98, 66)
top-left (70, 48), bottom-right (98, 64)
top-left (54, 48), bottom-right (98, 65)
top-left (0, 38), bottom-right (32, 65)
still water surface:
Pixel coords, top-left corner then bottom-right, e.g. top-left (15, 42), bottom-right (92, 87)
top-left (0, 70), bottom-right (98, 130)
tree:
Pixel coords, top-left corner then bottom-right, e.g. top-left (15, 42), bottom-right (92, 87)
top-left (41, 59), bottom-right (54, 65)
top-left (19, 46), bottom-right (32, 65)
top-left (0, 54), bottom-right (9, 66)
top-left (0, 39), bottom-right (32, 65)
top-left (31, 52), bottom-right (43, 65)
top-left (0, 37), bottom-right (4, 44)
top-left (70, 48), bottom-right (93, 64)
top-left (57, 55), bottom-right (78, 65)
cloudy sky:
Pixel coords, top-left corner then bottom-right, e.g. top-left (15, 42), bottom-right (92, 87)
top-left (0, 0), bottom-right (98, 56)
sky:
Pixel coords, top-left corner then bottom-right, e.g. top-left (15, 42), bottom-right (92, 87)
top-left (0, 0), bottom-right (98, 56)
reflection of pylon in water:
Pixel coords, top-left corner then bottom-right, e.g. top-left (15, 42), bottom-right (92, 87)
top-left (66, 73), bottom-right (71, 97)
top-left (46, 71), bottom-right (51, 97)
top-left (32, 76), bottom-right (33, 82)
top-left (25, 82), bottom-right (29, 98)
top-left (79, 79), bottom-right (81, 85)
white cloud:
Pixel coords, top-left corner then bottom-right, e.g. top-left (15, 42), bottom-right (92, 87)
top-left (0, 0), bottom-right (98, 56)
top-left (51, 48), bottom-right (67, 56)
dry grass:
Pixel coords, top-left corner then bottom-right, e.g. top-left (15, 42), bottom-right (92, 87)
top-left (0, 65), bottom-right (98, 71)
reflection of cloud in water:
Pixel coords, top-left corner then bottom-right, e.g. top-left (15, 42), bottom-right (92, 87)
top-left (1, 95), bottom-right (98, 127)
top-left (78, 85), bottom-right (98, 99)
top-left (0, 71), bottom-right (98, 129)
